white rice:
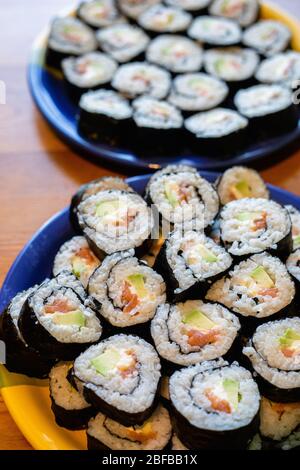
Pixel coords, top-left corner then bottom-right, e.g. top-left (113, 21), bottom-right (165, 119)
top-left (132, 96), bottom-right (183, 129)
top-left (286, 205), bottom-right (300, 251)
top-left (62, 52), bottom-right (117, 88)
top-left (118, 0), bottom-right (161, 20)
top-left (165, 0), bottom-right (211, 11)
top-left (209, 0), bottom-right (259, 28)
top-left (48, 17), bottom-right (97, 55)
top-left (217, 167), bottom-right (269, 206)
top-left (138, 5), bottom-right (192, 33)
top-left (287, 249), bottom-right (300, 283)
top-left (49, 362), bottom-right (90, 410)
top-left (188, 16), bottom-right (242, 46)
top-left (8, 286), bottom-right (38, 343)
top-left (243, 20), bottom-right (291, 57)
top-left (204, 47), bottom-right (259, 82)
top-left (260, 397), bottom-right (300, 441)
top-left (185, 108), bottom-right (248, 138)
top-left (79, 90), bottom-right (132, 119)
top-left (78, 0), bottom-right (125, 28)
top-left (234, 85), bottom-right (293, 119)
top-left (256, 52), bottom-right (300, 89)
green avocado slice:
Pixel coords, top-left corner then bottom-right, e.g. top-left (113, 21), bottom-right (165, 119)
top-left (164, 182), bottom-right (180, 208)
top-left (127, 274), bottom-right (147, 298)
top-left (72, 257), bottom-right (87, 277)
top-left (53, 310), bottom-right (86, 327)
top-left (96, 200), bottom-right (120, 218)
top-left (293, 234), bottom-right (300, 248)
top-left (279, 328), bottom-right (300, 349)
top-left (198, 245), bottom-right (218, 263)
top-left (250, 266), bottom-right (274, 289)
top-left (182, 309), bottom-right (215, 330)
top-left (223, 378), bottom-right (240, 411)
top-left (91, 349), bottom-right (121, 376)
top-left (230, 180), bottom-right (251, 199)
top-left (235, 211), bottom-right (261, 222)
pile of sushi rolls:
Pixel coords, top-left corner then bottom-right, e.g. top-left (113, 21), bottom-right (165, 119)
top-left (145, 165), bottom-right (219, 226)
top-left (137, 4), bottom-right (192, 36)
top-left (49, 362), bottom-right (95, 430)
top-left (71, 334), bottom-right (161, 425)
top-left (243, 20), bottom-right (291, 57)
top-left (216, 166), bottom-right (269, 205)
top-left (76, 189), bottom-right (154, 258)
top-left (184, 108), bottom-right (248, 156)
top-left (188, 16), bottom-right (242, 47)
top-left (53, 236), bottom-right (100, 288)
top-left (255, 52), bottom-right (300, 89)
top-left (286, 205), bottom-right (300, 251)
top-left (0, 287), bottom-right (55, 378)
top-left (169, 359), bottom-right (260, 449)
top-left (165, 0), bottom-right (212, 17)
top-left (203, 47), bottom-right (260, 92)
top-left (117, 0), bottom-right (161, 20)
top-left (77, 0), bottom-right (125, 29)
top-left (287, 249), bottom-right (300, 292)
top-left (62, 52), bottom-right (117, 101)
top-left (218, 198), bottom-right (292, 259)
top-left (78, 89), bottom-right (133, 143)
top-left (154, 229), bottom-right (232, 300)
top-left (18, 271), bottom-right (102, 360)
top-left (206, 253), bottom-right (296, 331)
top-left (46, 17), bottom-right (97, 69)
top-left (96, 24), bottom-right (150, 63)
top-left (112, 62), bottom-right (171, 99)
top-left (131, 96), bottom-right (184, 155)
top-left (151, 299), bottom-right (240, 368)
top-left (209, 0), bottom-right (260, 28)
top-left (168, 72), bottom-right (229, 113)
top-left (146, 34), bottom-right (203, 74)
top-left (87, 404), bottom-right (172, 450)
top-left (88, 250), bottom-right (166, 334)
top-left (243, 318), bottom-right (300, 403)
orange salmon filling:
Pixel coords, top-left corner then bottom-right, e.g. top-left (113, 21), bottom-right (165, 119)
top-left (121, 281), bottom-right (140, 314)
top-left (205, 388), bottom-right (231, 414)
top-left (187, 328), bottom-right (220, 347)
top-left (44, 299), bottom-right (75, 314)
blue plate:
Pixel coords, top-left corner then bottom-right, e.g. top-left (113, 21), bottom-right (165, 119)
top-left (1, 172), bottom-right (300, 311)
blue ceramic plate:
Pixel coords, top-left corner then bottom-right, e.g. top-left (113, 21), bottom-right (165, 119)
top-left (27, 4), bottom-right (300, 174)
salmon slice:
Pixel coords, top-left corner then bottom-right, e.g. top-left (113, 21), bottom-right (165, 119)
top-left (205, 389), bottom-right (231, 414)
top-left (258, 288), bottom-right (278, 298)
top-left (76, 247), bottom-right (97, 264)
top-left (252, 212), bottom-right (267, 231)
top-left (126, 425), bottom-right (157, 443)
top-left (118, 351), bottom-right (137, 378)
top-left (121, 281), bottom-right (139, 314)
top-left (187, 329), bottom-right (219, 347)
top-left (44, 299), bottom-right (74, 314)
top-left (281, 347), bottom-right (295, 358)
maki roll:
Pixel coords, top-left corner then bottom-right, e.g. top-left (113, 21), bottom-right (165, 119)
top-left (260, 397), bottom-right (300, 442)
top-left (184, 108), bottom-right (248, 157)
top-left (0, 287), bottom-right (55, 378)
top-left (188, 16), bottom-right (242, 47)
top-left (164, 0), bottom-right (212, 17)
top-left (77, 0), bottom-right (125, 29)
top-left (168, 73), bottom-right (229, 113)
top-left (234, 85), bottom-right (298, 138)
top-left (50, 362), bottom-right (95, 430)
top-left (218, 198), bottom-right (292, 259)
top-left (151, 299), bottom-right (240, 367)
top-left (169, 359), bottom-right (260, 449)
top-left (146, 34), bottom-right (203, 74)
top-left (46, 17), bottom-right (97, 69)
top-left (76, 189), bottom-right (154, 259)
top-left (145, 165), bottom-right (219, 226)
top-left (138, 5), bottom-right (192, 36)
top-left (87, 404), bottom-right (172, 450)
top-left (96, 24), bottom-right (150, 63)
top-left (243, 318), bottom-right (300, 403)
top-left (154, 229), bottom-right (232, 301)
top-left (18, 271), bottom-right (102, 360)
top-left (71, 334), bottom-right (161, 426)
top-left (287, 249), bottom-right (300, 292)
top-left (206, 253), bottom-right (296, 330)
top-left (62, 52), bottom-right (117, 101)
top-left (216, 166), bottom-right (269, 206)
top-left (209, 0), bottom-right (260, 28)
top-left (117, 0), bottom-right (161, 20)
top-left (256, 52), bottom-right (300, 89)
top-left (243, 20), bottom-right (292, 57)
top-left (131, 96), bottom-right (183, 155)
top-left (286, 205), bottom-right (300, 251)
top-left (112, 62), bottom-right (171, 99)
top-left (53, 236), bottom-right (100, 289)
top-left (88, 250), bottom-right (166, 335)
top-left (78, 90), bottom-right (133, 143)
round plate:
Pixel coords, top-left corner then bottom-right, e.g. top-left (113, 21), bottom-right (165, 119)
top-left (0, 172), bottom-right (300, 450)
top-left (28, 2), bottom-right (300, 174)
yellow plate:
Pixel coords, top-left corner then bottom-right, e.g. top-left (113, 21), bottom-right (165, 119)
top-left (2, 1), bottom-right (300, 451)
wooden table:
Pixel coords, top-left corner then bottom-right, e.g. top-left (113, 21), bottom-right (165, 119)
top-left (0, 0), bottom-right (300, 451)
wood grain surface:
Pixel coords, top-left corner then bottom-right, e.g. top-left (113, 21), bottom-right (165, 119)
top-left (0, 0), bottom-right (300, 450)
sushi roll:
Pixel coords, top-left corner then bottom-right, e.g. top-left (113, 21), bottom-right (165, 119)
top-left (243, 318), bottom-right (300, 403)
top-left (287, 249), bottom-right (300, 292)
top-left (164, 0), bottom-right (212, 17)
top-left (131, 96), bottom-right (184, 155)
top-left (112, 62), bottom-right (171, 99)
top-left (18, 271), bottom-right (102, 361)
top-left (117, 0), bottom-right (161, 20)
top-left (62, 52), bottom-right (117, 101)
top-left (216, 166), bottom-right (269, 205)
top-left (260, 397), bottom-right (300, 442)
top-left (145, 165), bottom-right (219, 226)
top-left (234, 85), bottom-right (298, 138)
top-left (76, 189), bottom-right (154, 259)
top-left (71, 334), bottom-right (161, 426)
top-left (146, 34), bottom-right (203, 74)
top-left (138, 4), bottom-right (192, 36)
top-left (255, 52), bottom-right (300, 90)
top-left (218, 198), bottom-right (293, 259)
top-left (154, 229), bottom-right (232, 301)
top-left (168, 73), bottom-right (229, 113)
top-left (206, 253), bottom-right (296, 331)
top-left (88, 250), bottom-right (166, 335)
top-left (53, 236), bottom-right (100, 289)
top-left (169, 359), bottom-right (260, 449)
top-left (0, 287), bottom-right (55, 378)
top-left (77, 0), bottom-right (125, 29)
top-left (209, 0), bottom-right (260, 28)
top-left (184, 108), bottom-right (248, 157)
top-left (151, 299), bottom-right (241, 368)
top-left (286, 205), bottom-right (300, 251)
top-left (243, 20), bottom-right (292, 58)
top-left (96, 24), bottom-right (150, 63)
top-left (46, 17), bottom-right (97, 69)
top-left (87, 404), bottom-right (172, 450)
top-left (188, 16), bottom-right (242, 47)
top-left (49, 362), bottom-right (95, 430)
top-left (78, 90), bottom-right (133, 144)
